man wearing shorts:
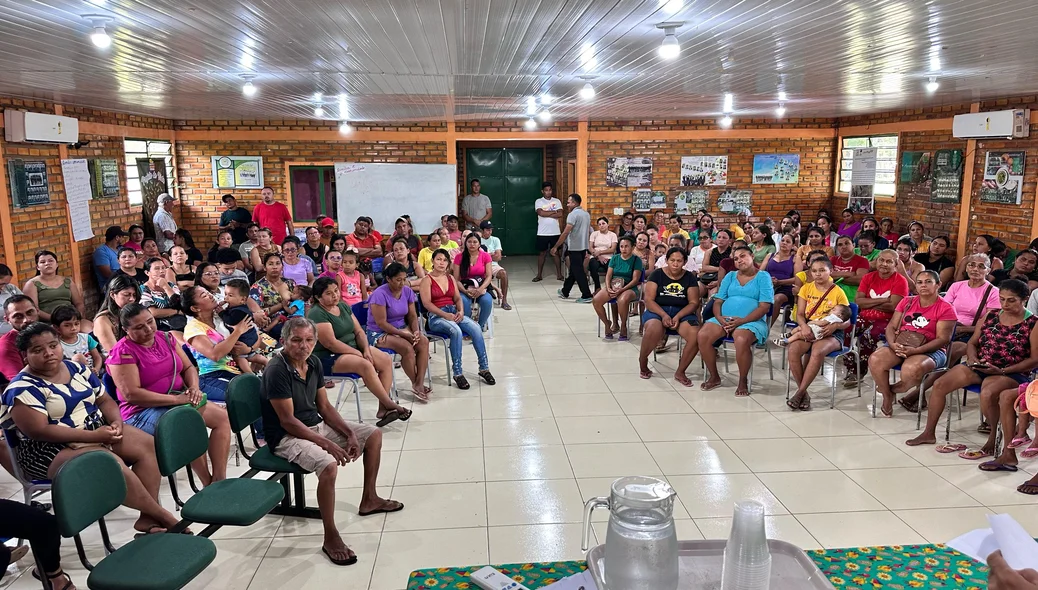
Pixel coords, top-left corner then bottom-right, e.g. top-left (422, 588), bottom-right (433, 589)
top-left (479, 220), bottom-right (510, 310)
top-left (260, 317), bottom-right (403, 566)
top-left (533, 181), bottom-right (564, 282)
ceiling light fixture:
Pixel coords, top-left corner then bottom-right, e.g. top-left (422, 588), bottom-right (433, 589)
top-left (722, 92), bottom-right (734, 113)
top-left (240, 74), bottom-right (257, 97)
top-left (314, 106), bottom-right (324, 117)
top-left (339, 121), bottom-right (352, 134)
top-left (775, 104), bottom-right (786, 117)
top-left (778, 90), bottom-right (788, 102)
top-left (929, 45), bottom-right (942, 72)
top-left (655, 22), bottom-right (684, 60)
top-left (526, 96), bottom-right (538, 115)
top-left (925, 76), bottom-right (939, 93)
top-left (524, 118), bottom-right (538, 130)
top-left (719, 115), bottom-right (733, 128)
top-left (580, 82), bottom-right (596, 100)
top-left (82, 15), bottom-right (113, 49)
top-left (313, 92), bottom-right (322, 102)
top-left (538, 110), bottom-right (552, 123)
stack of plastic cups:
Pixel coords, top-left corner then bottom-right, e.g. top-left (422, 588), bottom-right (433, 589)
top-left (720, 500), bottom-right (772, 590)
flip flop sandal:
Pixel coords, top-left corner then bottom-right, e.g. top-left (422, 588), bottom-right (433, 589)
top-left (618, 335), bottom-right (629, 342)
top-left (639, 369), bottom-right (653, 380)
top-left (674, 374), bottom-right (693, 387)
top-left (1017, 483), bottom-right (1038, 495)
top-left (735, 389), bottom-right (751, 397)
top-left (798, 397), bottom-right (812, 411)
top-left (397, 408), bottom-right (412, 422)
top-left (879, 404), bottom-right (894, 418)
top-left (701, 381), bottom-right (722, 391)
top-left (897, 398), bottom-right (919, 413)
top-left (958, 449), bottom-right (993, 460)
top-left (358, 500), bottom-right (405, 517)
top-left (979, 461), bottom-right (1019, 472)
top-left (478, 370), bottom-right (496, 385)
top-left (786, 398), bottom-right (801, 411)
top-left (1021, 448), bottom-right (1038, 459)
top-left (134, 525), bottom-right (167, 538)
top-left (532, 277), bottom-right (543, 282)
top-left (9, 544), bottom-right (28, 563)
top-left (977, 423), bottom-right (992, 434)
top-left (375, 410), bottom-right (400, 428)
top-left (411, 388), bottom-right (429, 403)
top-left (1009, 436), bottom-right (1033, 449)
top-left (935, 443), bottom-right (968, 453)
top-left (453, 374), bottom-right (471, 389)
top-left (604, 332), bottom-right (614, 340)
top-left (322, 546), bottom-right (358, 566)
top-left (501, 302), bottom-right (512, 310)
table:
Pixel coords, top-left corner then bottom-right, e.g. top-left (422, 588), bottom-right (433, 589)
top-left (408, 543), bottom-right (990, 589)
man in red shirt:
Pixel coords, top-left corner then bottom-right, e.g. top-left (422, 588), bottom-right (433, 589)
top-left (0, 295), bottom-right (38, 380)
top-left (345, 216), bottom-right (383, 262)
top-left (252, 186), bottom-right (294, 245)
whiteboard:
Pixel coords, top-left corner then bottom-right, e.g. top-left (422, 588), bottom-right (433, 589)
top-left (334, 162), bottom-right (457, 235)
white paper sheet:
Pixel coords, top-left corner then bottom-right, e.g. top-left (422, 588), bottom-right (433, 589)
top-left (541, 570), bottom-right (598, 590)
top-left (947, 514), bottom-right (1038, 570)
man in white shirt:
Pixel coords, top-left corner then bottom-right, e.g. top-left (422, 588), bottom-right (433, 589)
top-left (655, 235), bottom-right (699, 272)
top-left (533, 181), bottom-right (563, 282)
top-left (461, 179), bottom-right (493, 230)
top-left (479, 221), bottom-right (510, 310)
top-left (152, 193), bottom-right (178, 254)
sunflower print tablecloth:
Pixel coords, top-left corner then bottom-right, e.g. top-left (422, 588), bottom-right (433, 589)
top-left (407, 544), bottom-right (990, 589)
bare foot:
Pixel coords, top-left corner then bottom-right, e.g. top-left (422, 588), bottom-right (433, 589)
top-left (674, 372), bottom-right (693, 387)
top-left (701, 377), bottom-right (722, 391)
top-left (905, 434), bottom-right (937, 446)
top-left (322, 535), bottom-right (357, 566)
top-left (734, 386), bottom-right (750, 397)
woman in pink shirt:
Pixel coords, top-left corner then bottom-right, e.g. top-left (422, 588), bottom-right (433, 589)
top-left (453, 233), bottom-right (494, 330)
top-left (587, 217), bottom-right (618, 293)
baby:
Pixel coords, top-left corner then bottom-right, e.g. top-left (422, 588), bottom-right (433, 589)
top-left (51, 305), bottom-right (103, 374)
top-left (219, 279), bottom-right (276, 371)
top-left (288, 285), bottom-right (311, 317)
top-left (775, 304), bottom-right (851, 346)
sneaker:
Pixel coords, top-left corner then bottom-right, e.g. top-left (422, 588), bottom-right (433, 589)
top-left (557, 289), bottom-right (569, 299)
top-left (575, 297), bottom-right (593, 304)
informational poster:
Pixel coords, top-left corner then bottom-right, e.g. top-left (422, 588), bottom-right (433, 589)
top-left (751, 154), bottom-right (800, 184)
top-left (606, 157), bottom-right (628, 187)
top-left (680, 156), bottom-right (728, 186)
top-left (211, 156), bottom-right (264, 189)
top-left (626, 157), bottom-right (653, 188)
top-left (632, 189), bottom-right (652, 212)
top-left (7, 159), bottom-right (50, 208)
top-left (980, 151), bottom-right (1025, 205)
top-left (851, 147), bottom-right (878, 185)
top-left (649, 191), bottom-right (667, 209)
top-left (61, 159), bottom-right (95, 241)
top-left (137, 158), bottom-right (169, 238)
top-left (89, 158), bottom-right (120, 199)
top-left (848, 185), bottom-right (875, 214)
top-left (931, 149), bottom-right (964, 203)
top-left (901, 151), bottom-right (932, 199)
top-left (675, 190), bottom-right (708, 216)
top-left (717, 189), bottom-right (752, 213)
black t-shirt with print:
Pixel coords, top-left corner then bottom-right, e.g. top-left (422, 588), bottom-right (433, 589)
top-left (648, 268), bottom-right (698, 308)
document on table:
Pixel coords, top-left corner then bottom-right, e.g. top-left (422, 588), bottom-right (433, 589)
top-left (541, 569), bottom-right (598, 590)
top-left (947, 513), bottom-right (1038, 570)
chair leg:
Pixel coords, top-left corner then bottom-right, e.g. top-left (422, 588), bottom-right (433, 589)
top-left (766, 342), bottom-right (775, 381)
top-left (353, 379), bottom-right (363, 423)
top-left (785, 362), bottom-right (792, 400)
top-left (829, 359), bottom-right (836, 410)
top-left (722, 346), bottom-right (729, 374)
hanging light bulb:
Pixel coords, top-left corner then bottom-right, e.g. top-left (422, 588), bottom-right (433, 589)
top-left (339, 121), bottom-right (352, 134)
top-left (655, 22), bottom-right (684, 60)
top-left (925, 76), bottom-right (939, 93)
top-left (580, 82), bottom-right (596, 100)
top-left (314, 106), bottom-right (324, 117)
top-left (719, 115), bottom-right (733, 128)
top-left (538, 110), bottom-right (552, 123)
top-left (240, 74), bottom-right (257, 97)
top-left (775, 103), bottom-right (786, 117)
top-left (777, 90), bottom-right (788, 102)
top-left (82, 15), bottom-right (113, 49)
top-left (524, 118), bottom-right (538, 130)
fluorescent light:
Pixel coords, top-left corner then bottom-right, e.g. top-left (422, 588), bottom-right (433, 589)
top-left (524, 118), bottom-right (537, 130)
top-left (719, 115), bottom-right (733, 128)
top-left (929, 46), bottom-right (941, 72)
top-left (242, 81), bottom-right (257, 97)
top-left (778, 90), bottom-right (788, 102)
top-left (538, 110), bottom-right (552, 123)
top-left (658, 34), bottom-right (680, 59)
top-left (580, 82), bottom-right (596, 100)
top-left (775, 104), bottom-right (786, 117)
top-left (240, 52), bottom-right (254, 68)
top-left (722, 92), bottom-right (733, 113)
top-left (926, 77), bottom-right (939, 93)
top-left (314, 106), bottom-right (324, 117)
top-left (339, 121), bottom-right (352, 134)
top-left (526, 96), bottom-right (538, 115)
top-left (312, 92), bottom-right (322, 102)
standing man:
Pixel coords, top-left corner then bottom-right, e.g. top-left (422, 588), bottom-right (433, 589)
top-left (253, 186), bottom-right (294, 245)
top-left (461, 179), bottom-right (492, 230)
top-left (260, 317), bottom-right (402, 566)
top-left (533, 181), bottom-right (564, 282)
top-left (551, 194), bottom-right (593, 303)
top-left (479, 221), bottom-right (510, 310)
top-left (93, 226), bottom-right (126, 288)
top-left (219, 194), bottom-right (252, 246)
top-left (345, 216), bottom-right (383, 263)
top-left (153, 193), bottom-right (178, 254)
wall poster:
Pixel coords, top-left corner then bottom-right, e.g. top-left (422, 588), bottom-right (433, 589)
top-left (900, 151), bottom-right (932, 199)
top-left (89, 158), bottom-right (120, 199)
top-left (751, 154), bottom-right (800, 184)
top-left (717, 189), bottom-right (752, 213)
top-left (137, 157), bottom-right (169, 239)
top-left (649, 191), bottom-right (667, 209)
top-left (979, 150), bottom-right (1025, 205)
top-left (61, 159), bottom-right (95, 242)
top-left (674, 190), bottom-right (709, 216)
top-left (930, 149), bottom-right (964, 203)
top-left (680, 156), bottom-right (728, 186)
top-left (606, 157), bottom-right (628, 187)
top-left (626, 157), bottom-right (653, 188)
top-left (211, 155), bottom-right (264, 189)
top-left (848, 185), bottom-right (875, 214)
top-left (7, 159), bottom-right (50, 208)
top-left (632, 189), bottom-right (652, 212)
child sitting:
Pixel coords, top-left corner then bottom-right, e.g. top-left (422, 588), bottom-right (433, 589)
top-left (338, 250), bottom-right (367, 306)
top-left (51, 305), bottom-right (103, 374)
top-left (219, 279), bottom-right (276, 371)
top-left (216, 249), bottom-right (250, 286)
top-left (775, 304), bottom-right (851, 346)
top-left (288, 285), bottom-right (311, 317)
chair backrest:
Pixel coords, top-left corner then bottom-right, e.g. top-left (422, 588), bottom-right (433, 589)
top-left (351, 301), bottom-right (369, 326)
top-left (225, 373), bottom-right (263, 433)
top-left (53, 450), bottom-right (126, 538)
top-left (154, 406), bottom-right (208, 476)
top-left (101, 372), bottom-right (120, 403)
top-left (1, 427), bottom-right (46, 485)
top-left (370, 257), bottom-right (384, 273)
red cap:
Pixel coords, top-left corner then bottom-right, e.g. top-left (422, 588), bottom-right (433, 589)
top-left (319, 218), bottom-right (335, 227)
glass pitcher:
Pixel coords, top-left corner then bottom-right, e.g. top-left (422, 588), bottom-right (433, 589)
top-left (582, 476), bottom-right (679, 590)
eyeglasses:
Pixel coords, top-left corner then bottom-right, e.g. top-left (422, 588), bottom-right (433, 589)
top-left (202, 271), bottom-right (219, 277)
top-left (282, 248), bottom-right (297, 253)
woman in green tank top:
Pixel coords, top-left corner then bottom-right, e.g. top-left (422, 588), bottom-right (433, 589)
top-left (23, 250), bottom-right (91, 332)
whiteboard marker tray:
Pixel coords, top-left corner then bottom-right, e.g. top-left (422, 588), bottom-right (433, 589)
top-left (586, 539), bottom-right (835, 590)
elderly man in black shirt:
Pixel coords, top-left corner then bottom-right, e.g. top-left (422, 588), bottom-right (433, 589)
top-left (261, 317), bottom-right (403, 566)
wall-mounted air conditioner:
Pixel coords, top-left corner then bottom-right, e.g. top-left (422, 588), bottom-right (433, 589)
top-left (952, 109), bottom-right (1030, 139)
top-left (3, 109), bottom-right (80, 144)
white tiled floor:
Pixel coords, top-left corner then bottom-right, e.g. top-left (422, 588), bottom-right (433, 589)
top-left (4, 256), bottom-right (1038, 590)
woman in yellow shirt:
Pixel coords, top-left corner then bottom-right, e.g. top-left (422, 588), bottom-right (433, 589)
top-left (786, 257), bottom-right (850, 411)
top-left (728, 209), bottom-right (749, 240)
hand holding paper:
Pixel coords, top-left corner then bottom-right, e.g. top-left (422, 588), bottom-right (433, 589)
top-left (947, 514), bottom-right (1038, 571)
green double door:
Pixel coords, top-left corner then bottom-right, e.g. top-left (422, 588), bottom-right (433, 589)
top-left (465, 148), bottom-right (543, 255)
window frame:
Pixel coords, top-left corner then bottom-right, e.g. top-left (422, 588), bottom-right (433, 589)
top-left (124, 139), bottom-right (174, 206)
top-left (836, 134), bottom-right (899, 198)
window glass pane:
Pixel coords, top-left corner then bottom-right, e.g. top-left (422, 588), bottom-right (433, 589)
top-left (875, 183), bottom-right (896, 196)
top-left (870, 136), bottom-right (899, 147)
top-left (843, 137), bottom-right (868, 148)
top-left (876, 159), bottom-right (897, 171)
top-left (842, 149), bottom-right (854, 161)
top-left (148, 142), bottom-right (171, 156)
top-left (124, 140), bottom-right (147, 152)
top-left (875, 172), bottom-right (896, 184)
top-left (876, 148), bottom-right (898, 160)
top-left (840, 170), bottom-right (852, 182)
top-left (125, 155), bottom-right (143, 170)
top-left (839, 181), bottom-right (851, 193)
top-left (322, 168), bottom-right (336, 219)
top-left (128, 191), bottom-right (143, 206)
top-left (126, 178), bottom-right (141, 193)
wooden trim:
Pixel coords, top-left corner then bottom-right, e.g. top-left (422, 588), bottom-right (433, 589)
top-left (54, 105), bottom-right (82, 285)
top-left (588, 128), bottom-right (837, 141)
top-left (576, 121), bottom-right (589, 198)
top-left (446, 122), bottom-right (457, 165)
top-left (456, 131), bottom-right (581, 141)
top-left (175, 129), bottom-right (447, 141)
top-left (837, 118), bottom-right (952, 137)
top-left (78, 121), bottom-right (176, 141)
top-left (956, 103), bottom-right (981, 256)
top-left (0, 140), bottom-right (17, 282)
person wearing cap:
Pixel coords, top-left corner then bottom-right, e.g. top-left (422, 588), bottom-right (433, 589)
top-left (346, 217), bottom-right (383, 262)
top-left (462, 179), bottom-right (493, 230)
top-left (479, 221), bottom-right (510, 310)
top-left (93, 225), bottom-right (127, 288)
top-left (253, 186), bottom-right (295, 245)
top-left (153, 193), bottom-right (178, 253)
top-left (219, 194), bottom-right (252, 245)
top-left (318, 216), bottom-right (337, 246)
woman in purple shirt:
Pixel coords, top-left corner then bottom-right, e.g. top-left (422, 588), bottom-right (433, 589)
top-left (837, 208), bottom-right (862, 239)
top-left (366, 262), bottom-right (431, 399)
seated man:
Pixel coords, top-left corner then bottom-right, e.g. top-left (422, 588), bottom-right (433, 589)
top-left (479, 221), bottom-right (510, 310)
top-left (0, 295), bottom-right (37, 381)
top-left (260, 317), bottom-right (403, 566)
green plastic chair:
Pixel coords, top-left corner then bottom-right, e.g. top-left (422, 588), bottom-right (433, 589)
top-left (224, 374), bottom-right (321, 519)
top-left (53, 450), bottom-right (216, 590)
top-left (154, 406), bottom-right (286, 536)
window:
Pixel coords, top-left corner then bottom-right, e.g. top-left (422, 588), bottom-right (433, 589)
top-left (838, 135), bottom-right (899, 196)
top-left (124, 139), bottom-right (173, 206)
top-left (289, 166), bottom-right (336, 222)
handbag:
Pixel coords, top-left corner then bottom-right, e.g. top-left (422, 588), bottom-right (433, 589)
top-left (893, 297), bottom-right (927, 348)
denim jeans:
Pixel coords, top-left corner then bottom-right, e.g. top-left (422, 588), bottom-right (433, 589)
top-left (198, 370), bottom-right (236, 402)
top-left (461, 291), bottom-right (494, 330)
top-left (427, 305), bottom-right (489, 376)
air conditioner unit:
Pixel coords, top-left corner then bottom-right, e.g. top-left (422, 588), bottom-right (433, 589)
top-left (3, 109), bottom-right (80, 144)
top-left (952, 109), bottom-right (1030, 139)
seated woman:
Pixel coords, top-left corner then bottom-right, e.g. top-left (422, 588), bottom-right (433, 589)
top-left (902, 221), bottom-right (931, 254)
top-left (93, 274), bottom-right (141, 352)
top-left (747, 225), bottom-right (776, 267)
top-left (990, 248), bottom-right (1038, 292)
top-left (418, 232), bottom-right (445, 273)
top-left (895, 238), bottom-right (925, 292)
top-left (760, 233), bottom-right (797, 326)
top-left (786, 258), bottom-right (850, 410)
top-left (179, 286), bottom-right (253, 403)
top-left (868, 271), bottom-right (957, 417)
top-left (174, 229), bottom-right (204, 267)
top-left (794, 227), bottom-right (834, 269)
top-left (420, 249), bottom-right (496, 391)
top-left (592, 235), bottom-right (644, 341)
top-left (453, 233), bottom-right (494, 330)
top-left (112, 247), bottom-right (148, 285)
top-left (907, 279), bottom-right (1038, 450)
top-left (207, 229), bottom-right (234, 263)
top-left (307, 277), bottom-right (411, 424)
top-left (638, 247), bottom-right (701, 386)
top-left (588, 217), bottom-right (619, 293)
top-left (23, 250), bottom-right (90, 332)
top-left (0, 322), bottom-right (181, 535)
top-left (280, 236), bottom-right (316, 286)
top-left (879, 217), bottom-right (899, 246)
top-left (944, 253), bottom-right (1000, 366)
top-left (845, 250), bottom-right (909, 385)
top-left (194, 262), bottom-right (225, 303)
top-left (913, 235), bottom-right (955, 286)
top-left (250, 252), bottom-right (296, 341)
top-left (248, 227), bottom-right (280, 273)
top-left (140, 238), bottom-right (162, 262)
top-left (367, 262), bottom-right (433, 398)
top-left (383, 237), bottom-right (426, 290)
top-left (125, 224), bottom-right (145, 253)
top-left (953, 234), bottom-right (1004, 282)
top-left (391, 217), bottom-right (422, 257)
top-left (139, 256), bottom-right (187, 335)
top-left (700, 229), bottom-right (733, 297)
top-left (108, 304), bottom-right (231, 487)
top-left (689, 229), bottom-right (714, 274)
top-left (167, 246), bottom-right (198, 291)
top-left (302, 226), bottom-right (328, 274)
top-left (698, 246), bottom-right (773, 396)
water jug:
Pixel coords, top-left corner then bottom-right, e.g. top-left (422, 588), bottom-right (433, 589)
top-left (582, 475), bottom-right (679, 590)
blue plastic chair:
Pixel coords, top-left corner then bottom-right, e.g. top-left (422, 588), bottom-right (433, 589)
top-left (785, 302), bottom-right (861, 409)
top-left (351, 301), bottom-right (408, 395)
top-left (720, 307), bottom-right (775, 391)
top-left (318, 356), bottom-right (366, 422)
top-left (595, 275), bottom-right (645, 338)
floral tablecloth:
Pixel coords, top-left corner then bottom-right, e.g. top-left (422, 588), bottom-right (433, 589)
top-left (407, 543), bottom-right (989, 589)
